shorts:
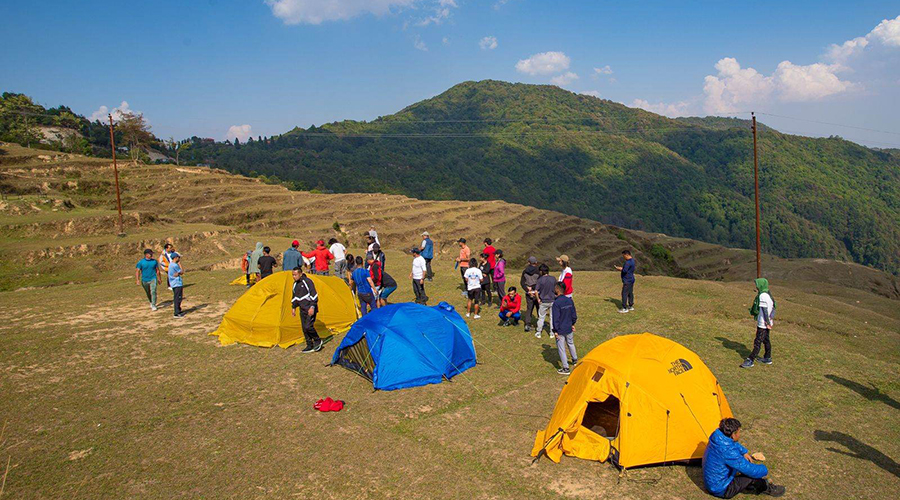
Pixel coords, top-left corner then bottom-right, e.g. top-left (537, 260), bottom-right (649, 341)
top-left (467, 289), bottom-right (482, 301)
top-left (380, 286), bottom-right (397, 300)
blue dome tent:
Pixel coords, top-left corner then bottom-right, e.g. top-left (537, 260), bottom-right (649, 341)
top-left (330, 302), bottom-right (477, 391)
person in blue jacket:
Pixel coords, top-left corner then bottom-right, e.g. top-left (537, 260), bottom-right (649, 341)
top-left (702, 418), bottom-right (785, 498)
top-left (614, 249), bottom-right (635, 313)
top-left (420, 231), bottom-right (435, 281)
top-left (551, 282), bottom-right (578, 376)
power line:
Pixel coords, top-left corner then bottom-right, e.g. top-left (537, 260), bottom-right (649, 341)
top-left (755, 111), bottom-right (900, 137)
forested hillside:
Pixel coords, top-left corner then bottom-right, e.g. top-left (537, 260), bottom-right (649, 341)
top-left (178, 81), bottom-right (900, 274)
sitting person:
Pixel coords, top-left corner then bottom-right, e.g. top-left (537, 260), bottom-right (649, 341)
top-left (498, 287), bottom-right (522, 326)
top-left (703, 418), bottom-right (785, 498)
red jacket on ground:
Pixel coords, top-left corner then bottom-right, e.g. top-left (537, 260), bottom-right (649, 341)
top-left (303, 245), bottom-right (334, 272)
top-left (501, 293), bottom-right (521, 314)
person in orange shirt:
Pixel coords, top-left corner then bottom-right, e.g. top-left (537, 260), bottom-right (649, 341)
top-left (302, 240), bottom-right (335, 276)
top-left (455, 238), bottom-right (471, 297)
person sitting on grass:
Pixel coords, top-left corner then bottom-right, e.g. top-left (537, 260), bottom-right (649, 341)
top-left (498, 287), bottom-right (522, 327)
top-left (551, 282), bottom-right (577, 375)
top-left (463, 257), bottom-right (483, 319)
top-left (702, 418), bottom-right (785, 498)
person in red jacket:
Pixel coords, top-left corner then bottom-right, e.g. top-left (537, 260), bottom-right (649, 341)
top-left (303, 240), bottom-right (335, 276)
top-left (557, 254), bottom-right (573, 297)
top-left (482, 238), bottom-right (497, 271)
top-left (498, 287), bottom-right (522, 327)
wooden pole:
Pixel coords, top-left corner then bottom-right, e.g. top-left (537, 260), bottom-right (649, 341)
top-left (108, 114), bottom-right (125, 236)
top-left (752, 112), bottom-right (761, 278)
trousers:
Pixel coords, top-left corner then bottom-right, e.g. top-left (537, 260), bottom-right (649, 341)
top-left (749, 327), bottom-right (771, 360)
top-left (536, 302), bottom-right (553, 333)
top-left (556, 333), bottom-right (577, 370)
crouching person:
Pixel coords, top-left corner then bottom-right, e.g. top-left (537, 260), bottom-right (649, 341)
top-left (703, 418), bottom-right (785, 498)
top-left (291, 266), bottom-right (323, 353)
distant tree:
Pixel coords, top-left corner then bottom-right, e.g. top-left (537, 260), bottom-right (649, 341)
top-left (53, 110), bottom-right (83, 153)
top-left (0, 93), bottom-right (43, 147)
top-left (117, 111), bottom-right (154, 164)
top-left (165, 137), bottom-right (191, 165)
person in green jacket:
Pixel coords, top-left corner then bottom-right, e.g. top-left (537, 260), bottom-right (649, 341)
top-left (741, 278), bottom-right (777, 369)
top-left (248, 242), bottom-right (264, 284)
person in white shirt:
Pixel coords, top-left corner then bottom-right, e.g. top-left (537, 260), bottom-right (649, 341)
top-left (410, 247), bottom-right (428, 305)
top-left (369, 227), bottom-right (380, 245)
top-left (328, 238), bottom-right (348, 282)
top-left (463, 258), bottom-right (484, 319)
top-left (741, 278), bottom-right (777, 368)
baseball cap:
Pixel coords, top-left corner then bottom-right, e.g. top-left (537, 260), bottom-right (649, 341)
top-left (291, 240), bottom-right (299, 247)
top-left (422, 231), bottom-right (430, 236)
top-left (316, 239), bottom-right (324, 245)
top-left (557, 254), bottom-right (569, 262)
top-left (528, 256), bottom-right (537, 264)
top-left (457, 238), bottom-right (466, 243)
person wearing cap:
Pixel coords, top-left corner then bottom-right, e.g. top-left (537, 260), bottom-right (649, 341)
top-left (368, 226), bottom-right (380, 245)
top-left (135, 248), bottom-right (162, 311)
top-left (557, 255), bottom-right (574, 298)
top-left (282, 240), bottom-right (302, 272)
top-left (455, 238), bottom-right (471, 295)
top-left (420, 231), bottom-right (435, 281)
top-left (410, 247), bottom-right (428, 305)
top-left (303, 240), bottom-right (335, 276)
top-left (520, 256), bottom-right (540, 332)
top-left (369, 243), bottom-right (386, 272)
top-left (328, 238), bottom-right (348, 282)
top-left (168, 253), bottom-right (185, 318)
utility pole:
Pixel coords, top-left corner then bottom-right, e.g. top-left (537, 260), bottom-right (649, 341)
top-left (752, 112), bottom-right (761, 278)
top-left (108, 114), bottom-right (125, 237)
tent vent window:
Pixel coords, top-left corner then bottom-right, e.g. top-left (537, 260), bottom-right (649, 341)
top-left (582, 397), bottom-right (620, 439)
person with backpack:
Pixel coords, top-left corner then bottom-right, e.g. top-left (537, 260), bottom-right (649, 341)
top-left (615, 249), bottom-right (636, 313)
top-left (702, 418), bottom-right (785, 498)
top-left (283, 240), bottom-right (303, 272)
top-left (498, 287), bottom-right (522, 326)
top-left (741, 279), bottom-right (777, 368)
top-left (534, 264), bottom-right (556, 338)
top-left (302, 240), bottom-right (335, 276)
top-left (551, 282), bottom-right (577, 375)
top-left (493, 249), bottom-right (507, 306)
top-left (370, 243), bottom-right (386, 272)
top-left (520, 257), bottom-right (540, 332)
top-left (290, 266), bottom-right (323, 353)
top-left (351, 255), bottom-right (377, 316)
top-left (420, 231), bottom-right (435, 281)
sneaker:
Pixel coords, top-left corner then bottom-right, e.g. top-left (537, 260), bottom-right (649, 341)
top-left (759, 357), bottom-right (773, 365)
top-left (313, 340), bottom-right (324, 352)
top-left (618, 308), bottom-right (629, 313)
top-left (474, 315), bottom-right (481, 319)
top-left (557, 367), bottom-right (570, 375)
top-left (151, 305), bottom-right (158, 311)
top-left (571, 359), bottom-right (578, 366)
top-left (740, 358), bottom-right (754, 368)
top-left (498, 320), bottom-right (506, 326)
top-left (301, 344), bottom-right (316, 353)
top-left (628, 307), bottom-right (634, 311)
top-left (466, 313), bottom-right (471, 318)
top-left (535, 331), bottom-right (542, 338)
top-left (765, 482), bottom-right (785, 497)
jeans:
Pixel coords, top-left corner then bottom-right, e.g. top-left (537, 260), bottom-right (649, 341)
top-left (358, 293), bottom-right (375, 316)
top-left (723, 475), bottom-right (768, 498)
top-left (172, 286), bottom-right (183, 315)
top-left (424, 258), bottom-right (433, 279)
top-left (749, 327), bottom-right (771, 360)
top-left (523, 293), bottom-right (537, 328)
top-left (536, 302), bottom-right (553, 334)
top-left (412, 279), bottom-right (428, 305)
top-left (300, 307), bottom-right (320, 347)
top-left (556, 332), bottom-right (577, 370)
top-left (621, 281), bottom-right (634, 309)
top-left (141, 280), bottom-right (157, 306)
top-left (494, 281), bottom-right (506, 305)
top-left (480, 284), bottom-right (492, 305)
top-left (499, 311), bottom-right (521, 322)
top-left (334, 259), bottom-right (348, 282)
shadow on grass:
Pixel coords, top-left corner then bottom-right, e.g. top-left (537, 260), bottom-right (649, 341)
top-left (181, 303), bottom-right (209, 315)
top-left (604, 298), bottom-right (623, 310)
top-left (825, 375), bottom-right (900, 410)
top-left (814, 430), bottom-right (900, 478)
top-left (715, 336), bottom-right (750, 359)
top-left (541, 343), bottom-right (560, 369)
top-left (683, 463), bottom-right (705, 492)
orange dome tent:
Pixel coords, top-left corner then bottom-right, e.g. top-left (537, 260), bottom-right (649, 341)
top-left (532, 333), bottom-right (733, 469)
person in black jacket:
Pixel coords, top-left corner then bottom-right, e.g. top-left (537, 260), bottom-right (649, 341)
top-left (290, 267), bottom-right (323, 353)
top-left (551, 282), bottom-right (578, 375)
top-left (520, 256), bottom-right (540, 332)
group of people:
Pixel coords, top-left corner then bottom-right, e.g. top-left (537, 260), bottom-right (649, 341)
top-left (135, 243), bottom-right (185, 317)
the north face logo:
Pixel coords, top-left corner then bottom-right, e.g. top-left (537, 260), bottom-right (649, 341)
top-left (668, 359), bottom-right (693, 376)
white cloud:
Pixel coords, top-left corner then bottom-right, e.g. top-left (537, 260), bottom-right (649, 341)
top-left (416, 0), bottom-right (458, 27)
top-left (479, 36), bottom-right (498, 50)
top-left (226, 124), bottom-right (253, 142)
top-left (89, 101), bottom-right (135, 123)
top-left (593, 65), bottom-right (613, 76)
top-left (413, 35), bottom-right (428, 51)
top-left (515, 51), bottom-right (570, 75)
top-left (632, 99), bottom-right (692, 117)
top-left (869, 15), bottom-right (900, 46)
top-left (773, 61), bottom-right (855, 101)
top-left (265, 0), bottom-right (416, 25)
top-left (827, 15), bottom-right (900, 61)
top-left (580, 90), bottom-right (601, 98)
top-left (442, 36), bottom-right (450, 46)
top-left (550, 71), bottom-right (579, 86)
top-left (493, 0), bottom-right (511, 9)
top-left (826, 36), bottom-right (869, 62)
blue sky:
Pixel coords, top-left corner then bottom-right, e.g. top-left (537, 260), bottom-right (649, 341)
top-left (1, 0), bottom-right (898, 147)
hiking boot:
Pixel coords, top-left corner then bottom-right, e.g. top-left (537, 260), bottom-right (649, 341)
top-left (618, 308), bottom-right (629, 313)
top-left (740, 358), bottom-right (755, 368)
top-left (765, 482), bottom-right (785, 497)
top-left (557, 367), bottom-right (570, 375)
top-left (301, 344), bottom-right (316, 353)
top-left (760, 357), bottom-right (773, 365)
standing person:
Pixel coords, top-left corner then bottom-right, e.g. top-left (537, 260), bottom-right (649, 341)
top-left (702, 418), bottom-right (785, 498)
top-left (455, 238), bottom-right (472, 296)
top-left (520, 257), bottom-right (540, 332)
top-left (463, 258), bottom-right (483, 319)
top-left (534, 264), bottom-right (556, 338)
top-left (615, 249), bottom-right (636, 313)
top-left (169, 253), bottom-right (185, 318)
top-left (377, 269), bottom-right (398, 307)
top-left (551, 282), bottom-right (578, 375)
top-left (282, 240), bottom-right (303, 272)
top-left (257, 246), bottom-right (277, 280)
top-left (498, 287), bottom-right (522, 326)
top-left (290, 267), bottom-right (323, 353)
top-left (159, 243), bottom-right (176, 290)
top-left (365, 234), bottom-right (376, 254)
top-left (249, 242), bottom-right (264, 283)
top-left (329, 238), bottom-right (348, 282)
top-left (493, 249), bottom-right (507, 306)
top-left (351, 256), bottom-right (377, 316)
top-left (557, 255), bottom-right (573, 298)
top-left (410, 247), bottom-right (428, 305)
top-left (368, 226), bottom-right (380, 246)
top-left (302, 240), bottom-right (335, 276)
top-left (241, 248), bottom-right (253, 287)
top-left (344, 253), bottom-right (356, 282)
top-left (420, 231), bottom-right (435, 281)
top-left (370, 243), bottom-right (386, 272)
top-left (135, 249), bottom-right (161, 311)
top-left (482, 238), bottom-right (497, 272)
top-left (741, 279), bottom-right (777, 369)
top-left (478, 253), bottom-right (493, 307)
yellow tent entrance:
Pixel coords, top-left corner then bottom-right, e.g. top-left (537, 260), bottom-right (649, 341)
top-left (211, 271), bottom-right (359, 348)
top-left (532, 333), bottom-right (733, 469)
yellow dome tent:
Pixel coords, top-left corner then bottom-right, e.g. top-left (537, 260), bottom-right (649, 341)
top-left (229, 274), bottom-right (257, 286)
top-left (532, 333), bottom-right (733, 469)
top-left (212, 271), bottom-right (359, 348)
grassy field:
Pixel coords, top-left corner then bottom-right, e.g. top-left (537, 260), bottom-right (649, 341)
top-left (0, 249), bottom-right (898, 499)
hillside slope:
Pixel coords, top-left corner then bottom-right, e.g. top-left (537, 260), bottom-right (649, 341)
top-left (180, 80), bottom-right (900, 275)
top-left (1, 143), bottom-right (897, 299)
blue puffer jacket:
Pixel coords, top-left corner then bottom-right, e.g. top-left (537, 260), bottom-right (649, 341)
top-left (702, 429), bottom-right (768, 497)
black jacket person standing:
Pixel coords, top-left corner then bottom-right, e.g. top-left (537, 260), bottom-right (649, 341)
top-left (291, 267), bottom-right (323, 353)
